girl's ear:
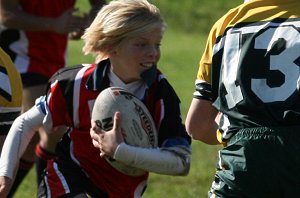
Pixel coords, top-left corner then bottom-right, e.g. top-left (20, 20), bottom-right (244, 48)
top-left (102, 48), bottom-right (116, 60)
top-left (109, 50), bottom-right (117, 55)
top-left (107, 46), bottom-right (118, 56)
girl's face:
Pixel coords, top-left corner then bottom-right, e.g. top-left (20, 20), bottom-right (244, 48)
top-left (110, 27), bottom-right (163, 83)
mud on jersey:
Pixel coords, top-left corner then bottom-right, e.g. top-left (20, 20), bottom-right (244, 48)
top-left (195, 0), bottom-right (300, 141)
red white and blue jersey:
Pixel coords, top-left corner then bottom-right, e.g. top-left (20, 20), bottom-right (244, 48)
top-left (194, 0), bottom-right (300, 142)
top-left (38, 59), bottom-right (191, 197)
top-left (0, 0), bottom-right (75, 79)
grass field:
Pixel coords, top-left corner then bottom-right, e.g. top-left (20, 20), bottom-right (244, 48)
top-left (12, 1), bottom-right (243, 197)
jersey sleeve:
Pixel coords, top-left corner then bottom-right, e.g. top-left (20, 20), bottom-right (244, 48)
top-left (43, 71), bottom-right (73, 130)
top-left (195, 10), bottom-right (236, 102)
top-left (155, 77), bottom-right (191, 148)
top-left (194, 21), bottom-right (220, 102)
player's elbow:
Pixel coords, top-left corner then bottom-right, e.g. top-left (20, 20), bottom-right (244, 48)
top-left (167, 156), bottom-right (190, 176)
top-left (177, 161), bottom-right (190, 176)
top-left (0, 13), bottom-right (11, 26)
top-left (185, 121), bottom-right (205, 140)
top-left (0, 14), bottom-right (5, 25)
top-left (0, 9), bottom-right (16, 27)
top-left (185, 112), bottom-right (206, 140)
top-left (172, 150), bottom-right (191, 176)
top-left (186, 122), bottom-right (218, 145)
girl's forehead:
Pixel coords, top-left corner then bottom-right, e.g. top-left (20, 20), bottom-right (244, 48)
top-left (132, 28), bottom-right (163, 40)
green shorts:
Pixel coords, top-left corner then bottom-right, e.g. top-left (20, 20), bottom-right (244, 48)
top-left (208, 126), bottom-right (300, 198)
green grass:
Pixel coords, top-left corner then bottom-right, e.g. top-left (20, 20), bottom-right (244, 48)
top-left (13, 1), bottom-right (242, 197)
top-left (155, 0), bottom-right (241, 34)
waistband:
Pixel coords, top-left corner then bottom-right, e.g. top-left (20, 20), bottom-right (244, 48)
top-left (227, 125), bottom-right (300, 145)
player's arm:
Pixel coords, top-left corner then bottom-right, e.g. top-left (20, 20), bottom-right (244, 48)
top-left (0, 0), bottom-right (85, 33)
top-left (0, 101), bottom-right (45, 179)
top-left (0, 93), bottom-right (68, 196)
top-left (113, 138), bottom-right (191, 176)
top-left (185, 98), bottom-right (219, 144)
top-left (90, 113), bottom-right (191, 176)
top-left (111, 82), bottom-right (191, 176)
top-left (0, 102), bottom-right (44, 196)
top-left (185, 79), bottom-right (220, 145)
top-left (69, 0), bottom-right (106, 40)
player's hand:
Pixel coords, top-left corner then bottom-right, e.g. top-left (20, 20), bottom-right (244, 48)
top-left (68, 30), bottom-right (84, 40)
top-left (51, 8), bottom-right (86, 34)
top-left (68, 13), bottom-right (89, 40)
top-left (90, 112), bottom-right (124, 158)
top-left (0, 176), bottom-right (13, 197)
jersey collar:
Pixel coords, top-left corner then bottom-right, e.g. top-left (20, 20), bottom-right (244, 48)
top-left (86, 59), bottom-right (157, 91)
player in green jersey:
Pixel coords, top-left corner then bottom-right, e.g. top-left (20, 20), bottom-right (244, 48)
top-left (186, 0), bottom-right (300, 197)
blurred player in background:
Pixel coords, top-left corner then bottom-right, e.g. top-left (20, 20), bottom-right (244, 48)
top-left (0, 0), bottom-right (106, 196)
top-left (0, 47), bottom-right (22, 197)
top-left (0, 47), bottom-right (22, 154)
top-left (0, 0), bottom-right (191, 197)
top-left (185, 0), bottom-right (300, 197)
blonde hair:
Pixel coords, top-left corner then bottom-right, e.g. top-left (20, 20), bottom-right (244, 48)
top-left (82, 0), bottom-right (166, 62)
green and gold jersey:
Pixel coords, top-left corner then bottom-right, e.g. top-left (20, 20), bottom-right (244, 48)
top-left (0, 47), bottom-right (22, 133)
top-left (195, 0), bottom-right (300, 142)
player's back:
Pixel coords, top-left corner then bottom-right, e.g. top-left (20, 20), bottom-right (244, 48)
top-left (209, 0), bottom-right (300, 135)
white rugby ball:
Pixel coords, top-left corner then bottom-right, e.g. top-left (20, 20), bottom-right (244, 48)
top-left (92, 87), bottom-right (158, 176)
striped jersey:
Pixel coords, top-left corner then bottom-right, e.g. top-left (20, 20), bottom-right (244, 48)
top-left (37, 59), bottom-right (191, 197)
top-left (195, 0), bottom-right (300, 142)
top-left (0, 47), bottom-right (22, 133)
top-left (0, 0), bottom-right (75, 79)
